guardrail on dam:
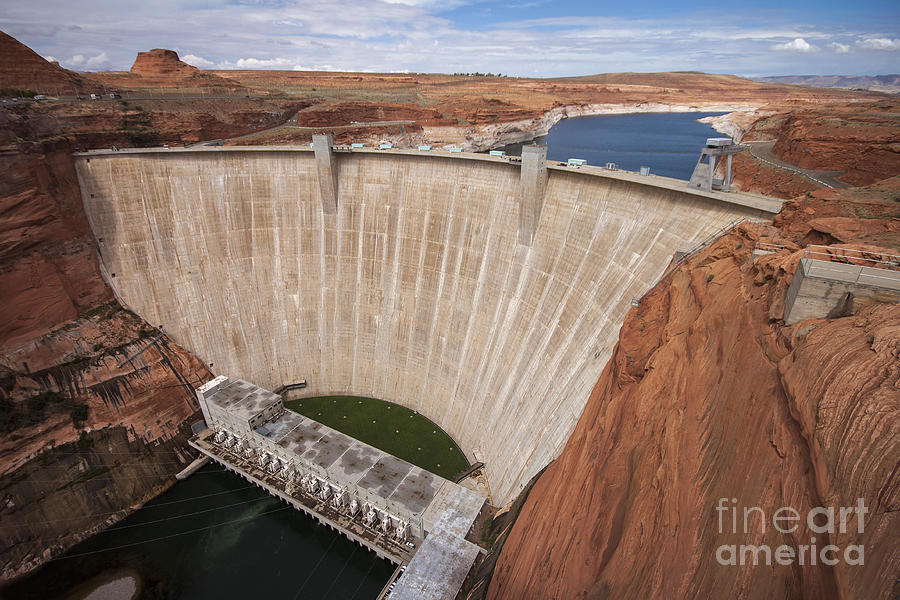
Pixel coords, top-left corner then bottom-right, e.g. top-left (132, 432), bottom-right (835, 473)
top-left (74, 145), bottom-right (781, 505)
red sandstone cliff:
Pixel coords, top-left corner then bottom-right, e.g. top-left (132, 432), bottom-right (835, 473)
top-left (0, 308), bottom-right (211, 579)
top-left (0, 117), bottom-right (214, 577)
top-left (122, 48), bottom-right (246, 90)
top-left (0, 31), bottom-right (96, 95)
top-left (0, 112), bottom-right (112, 348)
top-left (0, 46), bottom-right (218, 579)
top-left (769, 100), bottom-right (900, 186)
top-left (729, 99), bottom-right (900, 194)
top-left (130, 49), bottom-right (199, 77)
top-left (487, 186), bottom-right (899, 599)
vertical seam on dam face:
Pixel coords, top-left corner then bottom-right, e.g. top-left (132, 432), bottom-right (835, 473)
top-left (313, 134), bottom-right (338, 214)
top-left (519, 145), bottom-right (548, 247)
top-left (75, 149), bottom-right (775, 504)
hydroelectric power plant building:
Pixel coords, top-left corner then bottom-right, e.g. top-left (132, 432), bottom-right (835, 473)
top-left (191, 375), bottom-right (486, 598)
top-left (194, 375), bottom-right (484, 546)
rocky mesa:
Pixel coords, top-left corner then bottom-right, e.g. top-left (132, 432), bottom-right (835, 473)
top-left (130, 48), bottom-right (199, 78)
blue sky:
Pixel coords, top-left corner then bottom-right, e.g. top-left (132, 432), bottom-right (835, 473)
top-left (1, 0), bottom-right (898, 77)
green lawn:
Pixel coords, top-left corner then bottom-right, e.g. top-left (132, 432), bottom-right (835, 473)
top-left (283, 395), bottom-right (469, 480)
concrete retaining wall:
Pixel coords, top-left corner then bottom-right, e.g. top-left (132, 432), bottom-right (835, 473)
top-left (75, 148), bottom-right (774, 503)
top-left (784, 258), bottom-right (900, 324)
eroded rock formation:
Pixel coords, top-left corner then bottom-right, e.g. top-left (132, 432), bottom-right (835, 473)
top-left (130, 49), bottom-right (198, 77)
top-left (0, 31), bottom-right (96, 95)
top-left (126, 48), bottom-right (246, 90)
top-left (745, 99), bottom-right (900, 188)
top-left (487, 190), bottom-right (899, 599)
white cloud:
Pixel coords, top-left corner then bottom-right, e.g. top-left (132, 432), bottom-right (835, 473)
top-left (292, 64), bottom-right (341, 71)
top-left (4, 1), bottom-right (900, 77)
top-left (829, 42), bottom-right (850, 54)
top-left (62, 52), bottom-right (108, 71)
top-left (182, 54), bottom-right (215, 67)
top-left (772, 38), bottom-right (816, 52)
top-left (856, 37), bottom-right (900, 51)
top-left (42, 54), bottom-right (58, 63)
top-left (85, 52), bottom-right (108, 68)
top-left (230, 57), bottom-right (298, 69)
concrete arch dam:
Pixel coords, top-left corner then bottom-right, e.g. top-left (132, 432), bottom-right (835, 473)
top-left (74, 146), bottom-right (780, 504)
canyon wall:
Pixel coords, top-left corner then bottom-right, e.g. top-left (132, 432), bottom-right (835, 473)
top-left (0, 91), bottom-right (213, 580)
top-left (75, 148), bottom-right (776, 504)
top-left (487, 220), bottom-right (899, 599)
top-left (0, 297), bottom-right (212, 580)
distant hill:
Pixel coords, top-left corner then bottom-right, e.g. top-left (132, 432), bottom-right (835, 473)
top-left (754, 74), bottom-right (900, 93)
top-left (0, 30), bottom-right (98, 95)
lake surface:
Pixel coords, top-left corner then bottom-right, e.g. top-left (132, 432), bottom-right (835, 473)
top-left (3, 464), bottom-right (393, 600)
top-left (497, 112), bottom-right (726, 180)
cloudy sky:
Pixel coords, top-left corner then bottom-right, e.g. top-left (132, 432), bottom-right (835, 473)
top-left (2, 0), bottom-right (898, 77)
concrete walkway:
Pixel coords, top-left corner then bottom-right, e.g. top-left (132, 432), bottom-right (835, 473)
top-left (743, 141), bottom-right (850, 189)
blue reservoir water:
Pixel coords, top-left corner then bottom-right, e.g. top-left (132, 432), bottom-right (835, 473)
top-left (499, 112), bottom-right (726, 180)
top-left (2, 465), bottom-right (393, 599)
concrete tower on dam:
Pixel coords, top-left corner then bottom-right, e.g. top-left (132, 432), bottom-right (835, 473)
top-left (74, 145), bottom-right (781, 504)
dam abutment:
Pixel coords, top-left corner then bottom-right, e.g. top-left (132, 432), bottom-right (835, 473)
top-left (74, 146), bottom-right (780, 504)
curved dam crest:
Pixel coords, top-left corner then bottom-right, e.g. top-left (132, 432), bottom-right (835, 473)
top-left (74, 147), bottom-right (778, 504)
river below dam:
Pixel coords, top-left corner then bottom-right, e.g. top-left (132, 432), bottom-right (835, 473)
top-left (2, 464), bottom-right (394, 600)
top-left (496, 111), bottom-right (727, 180)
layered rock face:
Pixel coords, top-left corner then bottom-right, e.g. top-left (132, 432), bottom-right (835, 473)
top-left (762, 99), bottom-right (900, 187)
top-left (1, 300), bottom-right (212, 579)
top-left (772, 176), bottom-right (900, 251)
top-left (1, 76), bottom-right (213, 581)
top-left (0, 31), bottom-right (94, 94)
top-left (487, 203), bottom-right (899, 598)
top-left (0, 111), bottom-right (112, 349)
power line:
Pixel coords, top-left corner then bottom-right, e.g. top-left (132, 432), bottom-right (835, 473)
top-left (292, 533), bottom-right (341, 600)
top-left (88, 495), bottom-right (277, 534)
top-left (48, 505), bottom-right (293, 562)
top-left (1, 483), bottom-right (260, 527)
top-left (12, 495), bottom-right (277, 543)
top-left (348, 556), bottom-right (381, 600)
top-left (26, 450), bottom-right (191, 456)
top-left (4, 467), bottom-right (232, 484)
top-left (15, 460), bottom-right (198, 468)
top-left (321, 542), bottom-right (359, 599)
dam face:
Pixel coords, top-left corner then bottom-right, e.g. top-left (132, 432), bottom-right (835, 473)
top-left (75, 147), bottom-right (777, 504)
